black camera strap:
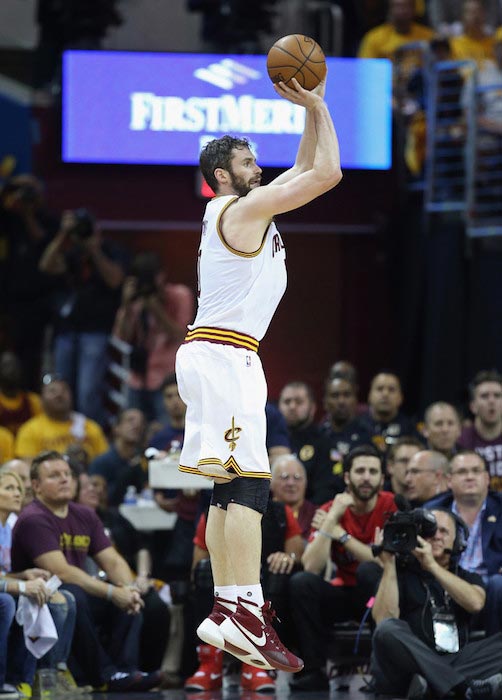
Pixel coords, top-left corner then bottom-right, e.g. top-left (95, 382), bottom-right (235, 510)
top-left (421, 580), bottom-right (459, 653)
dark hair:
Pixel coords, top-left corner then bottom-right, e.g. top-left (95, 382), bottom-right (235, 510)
top-left (130, 251), bottom-right (162, 279)
top-left (370, 370), bottom-right (402, 390)
top-left (30, 450), bottom-right (66, 480)
top-left (468, 369), bottom-right (502, 401)
top-left (343, 444), bottom-right (383, 473)
top-left (449, 449), bottom-right (488, 473)
top-left (328, 360), bottom-right (358, 385)
top-left (279, 380), bottom-right (315, 404)
top-left (386, 436), bottom-right (425, 462)
top-left (324, 374), bottom-right (358, 395)
top-left (200, 135), bottom-right (251, 192)
top-left (161, 372), bottom-right (178, 392)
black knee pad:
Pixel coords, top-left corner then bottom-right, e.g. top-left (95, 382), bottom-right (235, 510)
top-left (211, 476), bottom-right (270, 514)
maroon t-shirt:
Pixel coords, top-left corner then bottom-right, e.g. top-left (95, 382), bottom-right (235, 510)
top-left (308, 491), bottom-right (397, 586)
top-left (11, 498), bottom-right (111, 572)
top-left (459, 425), bottom-right (502, 491)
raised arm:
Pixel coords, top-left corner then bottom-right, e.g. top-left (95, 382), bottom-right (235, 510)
top-left (223, 79), bottom-right (342, 253)
top-left (269, 78), bottom-right (327, 186)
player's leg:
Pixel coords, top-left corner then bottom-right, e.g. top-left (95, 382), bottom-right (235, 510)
top-left (215, 479), bottom-right (304, 673)
top-left (224, 502), bottom-right (262, 585)
top-left (206, 505), bottom-right (235, 584)
top-left (197, 504), bottom-right (237, 649)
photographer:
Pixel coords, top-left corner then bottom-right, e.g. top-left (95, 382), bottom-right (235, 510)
top-left (112, 252), bottom-right (193, 423)
top-left (288, 445), bottom-right (397, 692)
top-left (39, 209), bottom-right (128, 427)
top-left (372, 508), bottom-right (502, 700)
top-left (0, 174), bottom-right (60, 390)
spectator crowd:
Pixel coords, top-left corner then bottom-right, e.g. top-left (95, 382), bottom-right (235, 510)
top-left (2, 350), bottom-right (502, 696)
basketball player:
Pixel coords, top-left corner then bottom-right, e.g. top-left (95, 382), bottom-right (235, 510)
top-left (175, 75), bottom-right (342, 672)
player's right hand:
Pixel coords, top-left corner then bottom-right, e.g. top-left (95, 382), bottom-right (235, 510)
top-left (273, 78), bottom-right (324, 111)
top-left (312, 71), bottom-right (327, 99)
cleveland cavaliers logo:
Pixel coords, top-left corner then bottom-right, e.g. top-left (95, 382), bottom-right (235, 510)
top-left (224, 417), bottom-right (242, 452)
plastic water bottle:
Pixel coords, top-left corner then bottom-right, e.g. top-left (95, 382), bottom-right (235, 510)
top-left (124, 485), bottom-right (137, 505)
top-left (139, 487), bottom-right (155, 507)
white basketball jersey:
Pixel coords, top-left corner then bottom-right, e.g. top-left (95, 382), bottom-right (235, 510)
top-left (190, 195), bottom-right (287, 341)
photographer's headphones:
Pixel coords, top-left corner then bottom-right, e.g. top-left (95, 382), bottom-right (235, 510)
top-left (431, 507), bottom-right (469, 556)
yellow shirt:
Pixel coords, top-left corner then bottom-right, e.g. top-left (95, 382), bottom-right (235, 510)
top-left (358, 22), bottom-right (434, 60)
top-left (0, 391), bottom-right (42, 436)
top-left (0, 426), bottom-right (14, 462)
top-left (496, 27), bottom-right (502, 41)
top-left (15, 413), bottom-right (109, 460)
top-left (450, 34), bottom-right (496, 67)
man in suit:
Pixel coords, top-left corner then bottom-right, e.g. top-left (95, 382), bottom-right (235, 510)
top-left (427, 450), bottom-right (502, 635)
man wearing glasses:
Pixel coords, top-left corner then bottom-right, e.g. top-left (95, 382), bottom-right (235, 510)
top-left (405, 450), bottom-right (449, 506)
top-left (427, 450), bottom-right (502, 635)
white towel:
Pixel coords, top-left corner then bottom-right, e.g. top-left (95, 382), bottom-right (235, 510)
top-left (15, 597), bottom-right (58, 659)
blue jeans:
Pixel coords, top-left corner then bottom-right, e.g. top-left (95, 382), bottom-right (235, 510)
top-left (0, 593), bottom-right (15, 685)
top-left (54, 331), bottom-right (110, 427)
top-left (63, 584), bottom-right (143, 687)
top-left (39, 590), bottom-right (76, 669)
top-left (2, 593), bottom-right (37, 686)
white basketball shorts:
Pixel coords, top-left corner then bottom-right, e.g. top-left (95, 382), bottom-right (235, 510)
top-left (175, 337), bottom-right (271, 481)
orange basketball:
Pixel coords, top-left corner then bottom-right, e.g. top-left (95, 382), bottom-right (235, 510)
top-left (266, 34), bottom-right (326, 91)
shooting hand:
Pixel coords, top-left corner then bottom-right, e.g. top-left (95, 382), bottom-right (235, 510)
top-left (273, 78), bottom-right (324, 111)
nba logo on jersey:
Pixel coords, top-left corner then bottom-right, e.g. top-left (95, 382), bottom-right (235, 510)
top-left (246, 355), bottom-right (251, 367)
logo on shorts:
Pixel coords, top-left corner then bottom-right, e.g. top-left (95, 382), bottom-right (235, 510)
top-left (224, 416), bottom-right (242, 452)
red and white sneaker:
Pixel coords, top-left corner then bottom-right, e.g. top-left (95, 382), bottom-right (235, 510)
top-left (240, 664), bottom-right (276, 693)
top-left (197, 596), bottom-right (235, 648)
top-left (184, 644), bottom-right (223, 692)
top-left (219, 598), bottom-right (304, 673)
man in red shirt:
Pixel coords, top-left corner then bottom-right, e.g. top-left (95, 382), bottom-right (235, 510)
top-left (289, 445), bottom-right (397, 691)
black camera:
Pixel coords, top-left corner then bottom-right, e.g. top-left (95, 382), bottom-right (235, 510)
top-left (132, 270), bottom-right (157, 299)
top-left (69, 208), bottom-right (95, 240)
top-left (381, 508), bottom-right (438, 555)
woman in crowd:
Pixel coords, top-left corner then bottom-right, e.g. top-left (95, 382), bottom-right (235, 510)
top-left (0, 469), bottom-right (80, 697)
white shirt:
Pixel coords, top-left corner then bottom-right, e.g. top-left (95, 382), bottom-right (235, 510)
top-left (191, 195), bottom-right (287, 341)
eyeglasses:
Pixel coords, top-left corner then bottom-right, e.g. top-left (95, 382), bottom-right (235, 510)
top-left (450, 467), bottom-right (485, 477)
top-left (278, 473), bottom-right (304, 481)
